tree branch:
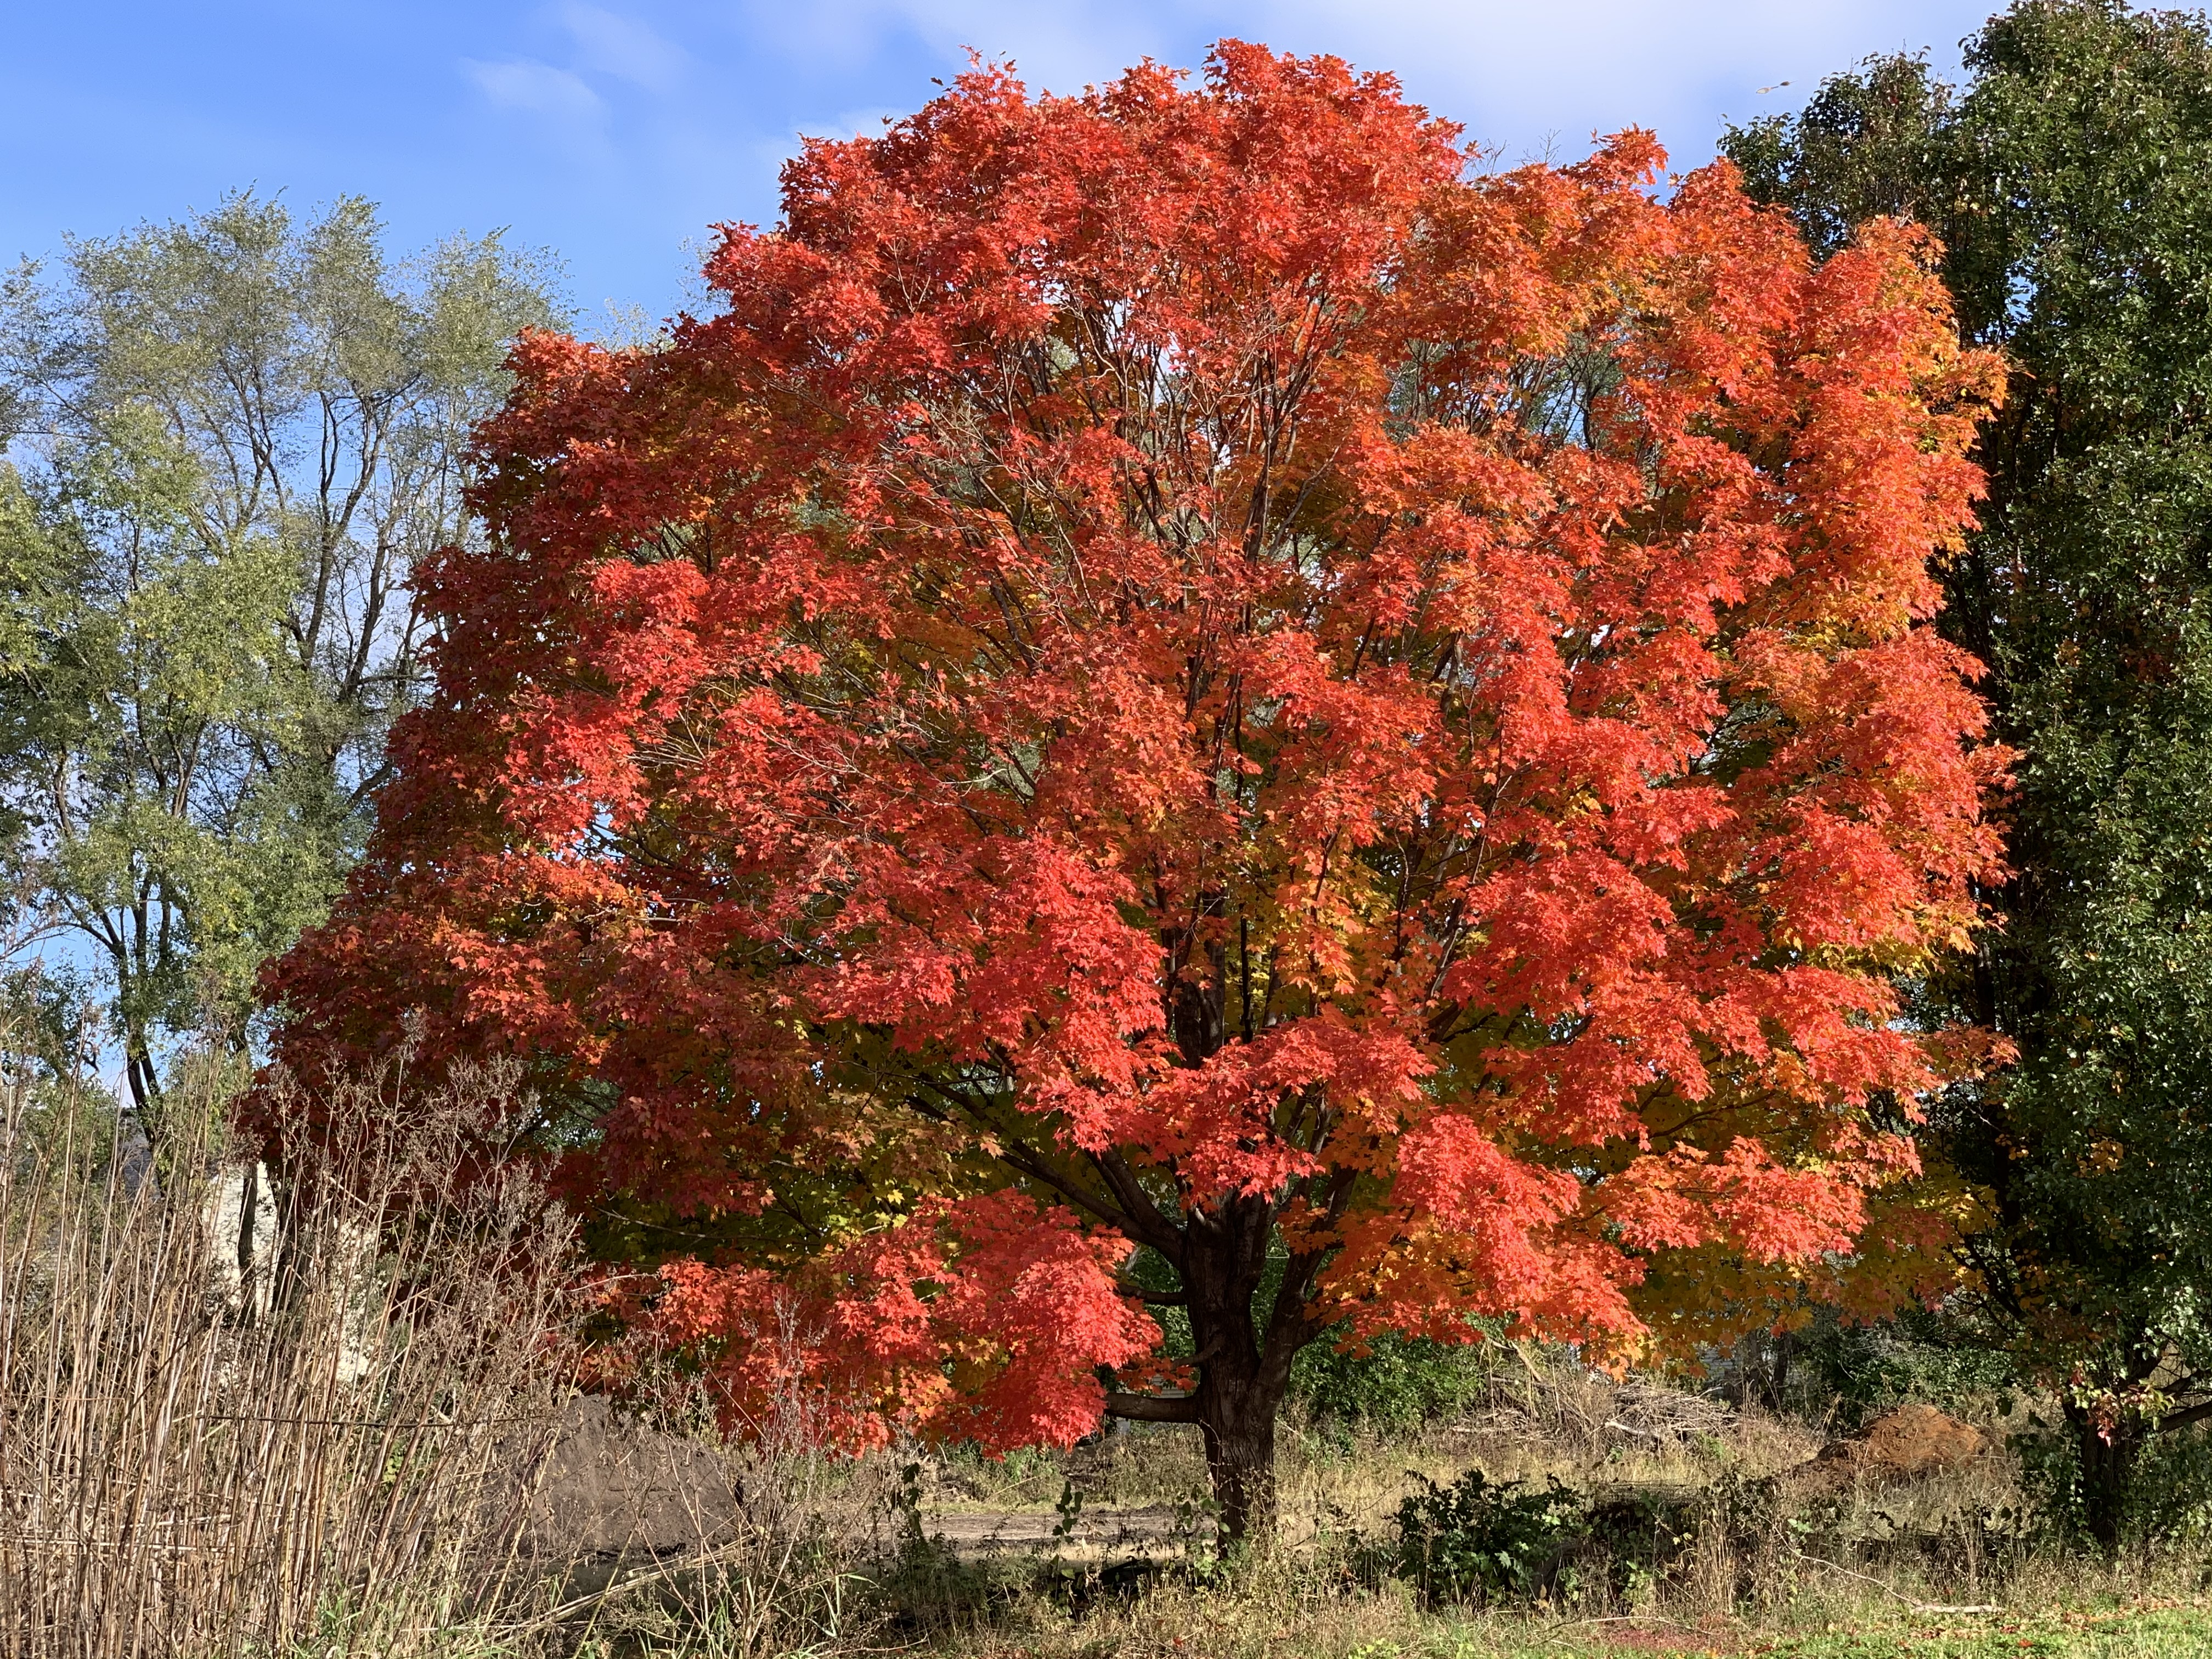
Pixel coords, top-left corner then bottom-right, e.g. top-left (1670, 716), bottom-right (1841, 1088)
top-left (899, 1087), bottom-right (1139, 1237)
top-left (2156, 1395), bottom-right (2212, 1434)
top-left (1115, 1276), bottom-right (1187, 1306)
top-left (1091, 1147), bottom-right (1184, 1263)
top-left (1103, 1391), bottom-right (1199, 1424)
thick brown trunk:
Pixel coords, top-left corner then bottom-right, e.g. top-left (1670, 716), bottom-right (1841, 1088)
top-left (1135, 907), bottom-right (1322, 1547)
top-left (1182, 1192), bottom-right (1294, 1546)
top-left (1197, 1363), bottom-right (1282, 1543)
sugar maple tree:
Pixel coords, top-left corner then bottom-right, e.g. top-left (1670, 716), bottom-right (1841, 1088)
top-left (267, 46), bottom-right (2006, 1537)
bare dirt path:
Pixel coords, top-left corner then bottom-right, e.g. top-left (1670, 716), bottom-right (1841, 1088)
top-left (922, 1505), bottom-right (1183, 1557)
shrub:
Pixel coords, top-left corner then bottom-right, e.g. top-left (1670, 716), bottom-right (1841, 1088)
top-left (0, 1047), bottom-right (580, 1656)
top-left (1290, 1333), bottom-right (1497, 1437)
top-left (1793, 1307), bottom-right (2019, 1428)
top-left (2015, 1411), bottom-right (2212, 1549)
top-left (1393, 1469), bottom-right (1588, 1607)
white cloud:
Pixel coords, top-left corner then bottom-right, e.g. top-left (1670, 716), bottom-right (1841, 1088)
top-left (465, 58), bottom-right (606, 123)
top-left (1242, 0), bottom-right (1970, 144)
top-left (809, 104), bottom-right (909, 143)
top-left (561, 5), bottom-right (689, 90)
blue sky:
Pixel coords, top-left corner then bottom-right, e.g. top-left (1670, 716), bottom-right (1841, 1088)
top-left (4, 1), bottom-right (2000, 326)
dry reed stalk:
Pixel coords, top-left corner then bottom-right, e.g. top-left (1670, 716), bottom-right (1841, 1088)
top-left (0, 1046), bottom-right (580, 1657)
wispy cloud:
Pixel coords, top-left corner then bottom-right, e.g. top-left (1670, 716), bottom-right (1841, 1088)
top-left (560, 4), bottom-right (687, 90)
top-left (809, 104), bottom-right (908, 144)
top-left (734, 0), bottom-right (1974, 164)
top-left (730, 0), bottom-right (1165, 89)
top-left (441, 0), bottom-right (1993, 314)
top-left (464, 58), bottom-right (604, 123)
top-left (3, 0), bottom-right (2006, 342)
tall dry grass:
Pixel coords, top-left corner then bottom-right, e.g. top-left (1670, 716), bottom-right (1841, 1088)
top-left (0, 1048), bottom-right (579, 1657)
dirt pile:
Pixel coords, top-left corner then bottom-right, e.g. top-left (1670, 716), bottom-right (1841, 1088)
top-left (1802, 1403), bottom-right (1988, 1486)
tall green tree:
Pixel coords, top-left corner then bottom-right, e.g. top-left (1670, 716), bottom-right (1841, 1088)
top-left (0, 194), bottom-right (561, 1139)
top-left (1726, 0), bottom-right (2212, 1546)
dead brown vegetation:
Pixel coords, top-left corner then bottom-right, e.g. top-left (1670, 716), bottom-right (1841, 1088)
top-left (0, 1051), bottom-right (577, 1655)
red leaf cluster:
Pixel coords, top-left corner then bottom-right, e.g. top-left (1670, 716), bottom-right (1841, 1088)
top-left (267, 44), bottom-right (2006, 1452)
top-left (640, 1192), bottom-right (1158, 1450)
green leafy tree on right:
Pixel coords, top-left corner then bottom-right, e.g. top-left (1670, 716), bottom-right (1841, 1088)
top-left (1725, 0), bottom-right (2212, 1547)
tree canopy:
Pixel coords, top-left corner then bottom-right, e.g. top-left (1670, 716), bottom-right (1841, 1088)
top-left (270, 46), bottom-right (2005, 1536)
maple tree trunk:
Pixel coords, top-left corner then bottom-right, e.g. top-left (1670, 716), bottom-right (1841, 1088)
top-left (1195, 1357), bottom-right (1284, 1545)
top-left (1182, 1192), bottom-right (1297, 1545)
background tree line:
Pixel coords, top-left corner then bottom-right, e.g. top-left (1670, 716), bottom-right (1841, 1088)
top-left (0, 194), bottom-right (560, 1142)
top-left (8, 0), bottom-right (2212, 1553)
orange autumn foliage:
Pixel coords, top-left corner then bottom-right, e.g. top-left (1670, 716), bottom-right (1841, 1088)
top-left (266, 45), bottom-right (2006, 1517)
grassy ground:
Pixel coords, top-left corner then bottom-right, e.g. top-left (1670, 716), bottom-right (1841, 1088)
top-left (881, 1587), bottom-right (2212, 1659)
top-left (13, 1063), bottom-right (2202, 1658)
top-left (1747, 1605), bottom-right (2212, 1658)
top-left (306, 1393), bottom-right (2212, 1658)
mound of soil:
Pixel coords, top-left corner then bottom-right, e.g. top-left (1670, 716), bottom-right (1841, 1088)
top-left (1806, 1403), bottom-right (1987, 1484)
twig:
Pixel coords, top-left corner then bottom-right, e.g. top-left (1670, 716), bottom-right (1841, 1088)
top-left (1788, 1548), bottom-right (2003, 1615)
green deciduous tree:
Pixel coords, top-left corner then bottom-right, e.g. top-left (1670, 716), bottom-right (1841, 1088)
top-left (1726, 0), bottom-right (2212, 1547)
top-left (0, 193), bottom-right (561, 1144)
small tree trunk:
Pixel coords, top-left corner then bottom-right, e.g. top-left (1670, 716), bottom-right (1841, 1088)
top-left (120, 1040), bottom-right (165, 1193)
top-left (267, 1155), bottom-right (313, 1317)
top-left (234, 1159), bottom-right (261, 1325)
top-left (1771, 1329), bottom-right (1793, 1407)
top-left (2071, 1404), bottom-right (2142, 1555)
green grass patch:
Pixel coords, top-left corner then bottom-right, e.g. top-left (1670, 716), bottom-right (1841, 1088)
top-left (1745, 1603), bottom-right (2212, 1658)
top-left (1379, 1600), bottom-right (2212, 1658)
